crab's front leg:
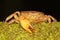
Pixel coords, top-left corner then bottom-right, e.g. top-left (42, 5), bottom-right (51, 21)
top-left (19, 16), bottom-right (34, 34)
top-left (7, 19), bottom-right (19, 25)
top-left (20, 20), bottom-right (34, 34)
top-left (5, 11), bottom-right (20, 25)
top-left (5, 11), bottom-right (20, 22)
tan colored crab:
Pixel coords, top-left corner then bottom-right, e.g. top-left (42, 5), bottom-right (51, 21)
top-left (5, 11), bottom-right (57, 34)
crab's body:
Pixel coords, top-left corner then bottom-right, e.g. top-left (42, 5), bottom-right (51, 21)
top-left (5, 11), bottom-right (57, 33)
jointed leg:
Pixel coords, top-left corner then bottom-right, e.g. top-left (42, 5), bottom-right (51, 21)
top-left (47, 17), bottom-right (51, 23)
top-left (14, 11), bottom-right (20, 17)
top-left (48, 15), bottom-right (57, 22)
top-left (7, 19), bottom-right (19, 25)
top-left (5, 13), bottom-right (14, 22)
top-left (5, 11), bottom-right (20, 22)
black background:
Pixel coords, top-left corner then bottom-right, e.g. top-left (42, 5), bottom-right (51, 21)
top-left (0, 0), bottom-right (60, 21)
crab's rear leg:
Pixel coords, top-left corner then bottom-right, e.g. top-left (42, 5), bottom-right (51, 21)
top-left (47, 17), bottom-right (51, 23)
top-left (48, 15), bottom-right (57, 22)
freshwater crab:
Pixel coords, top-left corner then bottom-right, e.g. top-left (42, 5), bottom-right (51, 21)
top-left (5, 11), bottom-right (57, 33)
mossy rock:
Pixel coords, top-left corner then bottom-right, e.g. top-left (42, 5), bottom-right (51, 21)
top-left (0, 22), bottom-right (60, 40)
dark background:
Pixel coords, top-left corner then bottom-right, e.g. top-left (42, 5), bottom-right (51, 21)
top-left (0, 0), bottom-right (60, 21)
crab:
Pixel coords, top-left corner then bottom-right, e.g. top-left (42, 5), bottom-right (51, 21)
top-left (5, 11), bottom-right (57, 34)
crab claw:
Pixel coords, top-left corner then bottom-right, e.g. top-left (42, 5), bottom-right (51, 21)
top-left (19, 16), bottom-right (34, 34)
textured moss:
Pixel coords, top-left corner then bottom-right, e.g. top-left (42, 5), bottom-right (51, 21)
top-left (0, 22), bottom-right (60, 40)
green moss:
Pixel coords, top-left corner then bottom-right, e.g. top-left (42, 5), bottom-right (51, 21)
top-left (0, 22), bottom-right (60, 40)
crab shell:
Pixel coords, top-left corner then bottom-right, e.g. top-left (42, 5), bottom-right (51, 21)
top-left (5, 11), bottom-right (57, 34)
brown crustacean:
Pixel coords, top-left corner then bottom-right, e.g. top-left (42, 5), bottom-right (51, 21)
top-left (5, 11), bottom-right (57, 34)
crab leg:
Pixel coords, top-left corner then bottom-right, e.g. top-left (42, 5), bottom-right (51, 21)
top-left (19, 16), bottom-right (33, 33)
top-left (7, 19), bottom-right (19, 25)
top-left (48, 15), bottom-right (57, 22)
top-left (5, 11), bottom-right (20, 22)
top-left (5, 14), bottom-right (14, 22)
top-left (21, 22), bottom-right (32, 33)
top-left (47, 17), bottom-right (51, 23)
top-left (14, 11), bottom-right (21, 17)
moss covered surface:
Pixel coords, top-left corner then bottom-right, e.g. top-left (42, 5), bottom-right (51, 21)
top-left (0, 22), bottom-right (60, 40)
